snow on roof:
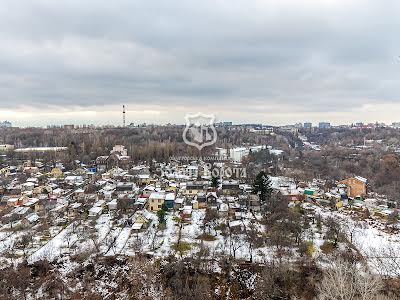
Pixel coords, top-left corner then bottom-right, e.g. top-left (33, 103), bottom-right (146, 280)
top-left (229, 220), bottom-right (242, 227)
top-left (65, 176), bottom-right (83, 182)
top-left (380, 209), bottom-right (394, 215)
top-left (52, 204), bottom-right (67, 211)
top-left (269, 176), bottom-right (295, 190)
top-left (183, 205), bottom-right (192, 214)
top-left (12, 206), bottom-right (30, 214)
top-left (135, 197), bottom-right (147, 205)
top-left (149, 192), bottom-right (166, 200)
top-left (142, 210), bottom-right (153, 220)
top-left (131, 165), bottom-right (147, 170)
top-left (240, 184), bottom-right (252, 190)
top-left (89, 206), bottom-right (103, 214)
top-left (219, 203), bottom-right (229, 212)
top-left (137, 174), bottom-right (150, 179)
top-left (175, 198), bottom-right (184, 204)
top-left (355, 176), bottom-right (368, 183)
top-left (206, 192), bottom-right (217, 198)
top-left (24, 198), bottom-right (39, 206)
top-left (132, 223), bottom-right (143, 230)
top-left (94, 200), bottom-right (105, 207)
top-left (53, 188), bottom-right (63, 194)
top-left (70, 202), bottom-right (82, 209)
top-left (269, 149), bottom-right (284, 155)
top-left (165, 193), bottom-right (176, 201)
top-left (25, 213), bottom-right (39, 223)
top-left (7, 198), bottom-right (19, 204)
top-left (144, 185), bottom-right (155, 191)
top-left (364, 198), bottom-right (377, 203)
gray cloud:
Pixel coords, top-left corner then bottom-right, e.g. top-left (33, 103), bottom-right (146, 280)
top-left (1, 0), bottom-right (400, 125)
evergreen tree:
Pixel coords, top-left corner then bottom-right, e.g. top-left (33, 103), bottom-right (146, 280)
top-left (211, 175), bottom-right (219, 188)
top-left (157, 207), bottom-right (167, 226)
top-left (252, 171), bottom-right (273, 206)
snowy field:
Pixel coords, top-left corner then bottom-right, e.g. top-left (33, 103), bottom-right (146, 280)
top-left (1, 203), bottom-right (399, 277)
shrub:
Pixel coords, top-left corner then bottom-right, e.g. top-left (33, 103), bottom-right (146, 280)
top-left (299, 240), bottom-right (316, 256)
top-left (196, 233), bottom-right (217, 241)
top-left (172, 242), bottom-right (191, 255)
top-left (320, 241), bottom-right (336, 254)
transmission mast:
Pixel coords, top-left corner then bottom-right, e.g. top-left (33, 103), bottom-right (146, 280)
top-left (123, 105), bottom-right (126, 127)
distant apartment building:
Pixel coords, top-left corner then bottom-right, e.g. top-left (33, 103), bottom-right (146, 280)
top-left (0, 121), bottom-right (12, 128)
top-left (110, 145), bottom-right (128, 156)
top-left (279, 124), bottom-right (299, 133)
top-left (392, 122), bottom-right (400, 128)
top-left (318, 122), bottom-right (331, 129)
top-left (303, 122), bottom-right (312, 129)
top-left (215, 121), bottom-right (233, 127)
top-left (243, 123), bottom-right (263, 130)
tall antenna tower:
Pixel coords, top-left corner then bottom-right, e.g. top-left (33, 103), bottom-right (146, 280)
top-left (123, 105), bottom-right (126, 127)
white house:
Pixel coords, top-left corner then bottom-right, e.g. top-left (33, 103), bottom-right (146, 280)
top-left (88, 206), bottom-right (103, 217)
top-left (107, 199), bottom-right (118, 210)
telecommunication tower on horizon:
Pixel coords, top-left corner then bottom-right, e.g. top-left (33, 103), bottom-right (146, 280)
top-left (123, 105), bottom-right (126, 127)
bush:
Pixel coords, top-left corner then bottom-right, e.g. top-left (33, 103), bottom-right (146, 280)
top-left (172, 242), bottom-right (191, 254)
top-left (196, 233), bottom-right (217, 241)
top-left (320, 241), bottom-right (336, 254)
top-left (299, 240), bottom-right (316, 256)
top-left (12, 224), bottom-right (25, 231)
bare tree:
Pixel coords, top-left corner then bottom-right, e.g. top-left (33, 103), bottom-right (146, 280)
top-left (317, 259), bottom-right (384, 300)
top-left (203, 208), bottom-right (218, 235)
top-left (16, 234), bottom-right (33, 259)
top-left (88, 232), bottom-right (101, 254)
top-left (244, 220), bottom-right (263, 262)
top-left (368, 244), bottom-right (400, 278)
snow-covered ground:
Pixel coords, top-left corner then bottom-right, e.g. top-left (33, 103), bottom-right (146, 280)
top-left (311, 204), bottom-right (400, 275)
top-left (112, 227), bottom-right (132, 254)
top-left (2, 201), bottom-right (399, 277)
top-left (28, 222), bottom-right (76, 263)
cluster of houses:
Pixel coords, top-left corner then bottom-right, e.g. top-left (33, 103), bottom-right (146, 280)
top-left (298, 176), bottom-right (398, 221)
top-left (0, 145), bottom-right (262, 231)
top-left (0, 144), bottom-right (398, 234)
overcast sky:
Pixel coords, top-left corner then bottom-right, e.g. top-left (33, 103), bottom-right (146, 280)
top-left (1, 0), bottom-right (400, 127)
